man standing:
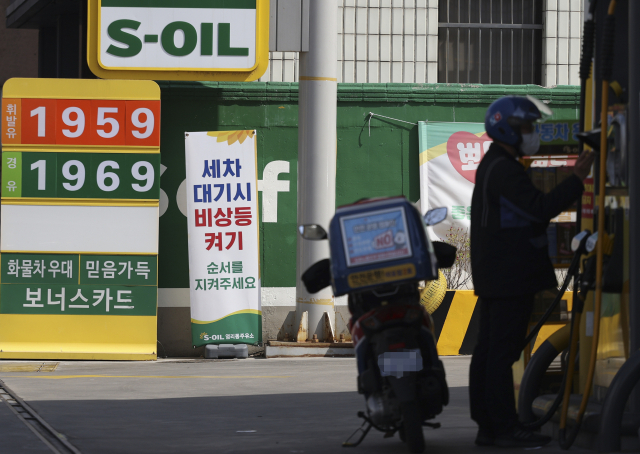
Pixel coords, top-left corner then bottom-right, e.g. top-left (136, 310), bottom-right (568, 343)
top-left (469, 96), bottom-right (594, 448)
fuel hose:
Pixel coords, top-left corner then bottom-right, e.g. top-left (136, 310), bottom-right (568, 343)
top-left (521, 252), bottom-right (581, 352)
top-left (520, 0), bottom-right (599, 430)
top-left (521, 291), bottom-right (580, 430)
top-left (559, 0), bottom-right (616, 449)
top-left (520, 243), bottom-right (586, 430)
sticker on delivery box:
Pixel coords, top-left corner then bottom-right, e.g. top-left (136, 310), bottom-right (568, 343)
top-left (340, 207), bottom-right (413, 267)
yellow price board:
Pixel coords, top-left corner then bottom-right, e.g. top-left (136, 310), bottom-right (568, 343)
top-left (0, 78), bottom-right (160, 360)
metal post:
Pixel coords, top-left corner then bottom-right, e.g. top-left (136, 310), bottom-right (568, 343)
top-left (295, 0), bottom-right (338, 342)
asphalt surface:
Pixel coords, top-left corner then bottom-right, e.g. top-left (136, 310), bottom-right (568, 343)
top-left (0, 356), bottom-right (605, 454)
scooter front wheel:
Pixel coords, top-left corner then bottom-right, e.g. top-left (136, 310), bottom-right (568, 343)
top-left (400, 402), bottom-right (425, 453)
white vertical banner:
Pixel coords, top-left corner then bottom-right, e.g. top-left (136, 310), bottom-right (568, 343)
top-left (418, 121), bottom-right (491, 240)
top-left (185, 131), bottom-right (261, 347)
top-left (418, 122), bottom-right (491, 291)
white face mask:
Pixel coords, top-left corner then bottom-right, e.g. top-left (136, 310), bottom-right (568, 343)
top-left (520, 132), bottom-right (540, 156)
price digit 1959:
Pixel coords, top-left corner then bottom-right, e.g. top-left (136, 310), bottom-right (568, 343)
top-left (26, 104), bottom-right (156, 144)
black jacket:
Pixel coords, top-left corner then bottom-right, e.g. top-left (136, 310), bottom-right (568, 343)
top-left (470, 143), bottom-right (584, 298)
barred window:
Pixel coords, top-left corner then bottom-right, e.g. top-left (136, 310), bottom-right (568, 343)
top-left (438, 0), bottom-right (543, 85)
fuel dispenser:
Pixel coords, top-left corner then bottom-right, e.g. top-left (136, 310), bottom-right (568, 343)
top-left (516, 0), bottom-right (640, 451)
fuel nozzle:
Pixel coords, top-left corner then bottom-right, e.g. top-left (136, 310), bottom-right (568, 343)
top-left (585, 231), bottom-right (599, 254)
top-left (570, 229), bottom-right (592, 255)
top-left (578, 231), bottom-right (600, 297)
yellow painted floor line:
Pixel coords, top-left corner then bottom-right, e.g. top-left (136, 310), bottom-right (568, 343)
top-left (3, 375), bottom-right (292, 380)
top-left (0, 362), bottom-right (58, 373)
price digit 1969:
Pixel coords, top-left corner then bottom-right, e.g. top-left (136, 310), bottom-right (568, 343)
top-left (27, 159), bottom-right (155, 194)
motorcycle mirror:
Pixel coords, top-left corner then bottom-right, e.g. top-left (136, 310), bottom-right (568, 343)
top-left (301, 259), bottom-right (332, 293)
top-left (586, 231), bottom-right (599, 253)
top-left (526, 95), bottom-right (554, 119)
top-left (432, 241), bottom-right (457, 268)
top-left (298, 224), bottom-right (328, 240)
top-left (424, 207), bottom-right (448, 226)
top-left (571, 230), bottom-right (591, 253)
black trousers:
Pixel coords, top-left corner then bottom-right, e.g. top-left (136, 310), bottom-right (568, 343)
top-left (469, 294), bottom-right (534, 435)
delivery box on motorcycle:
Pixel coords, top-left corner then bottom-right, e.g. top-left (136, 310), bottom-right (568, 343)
top-left (328, 197), bottom-right (438, 296)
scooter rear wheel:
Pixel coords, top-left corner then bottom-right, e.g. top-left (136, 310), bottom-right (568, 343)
top-left (401, 402), bottom-right (425, 453)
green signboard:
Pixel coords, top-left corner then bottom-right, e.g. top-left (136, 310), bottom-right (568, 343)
top-left (1, 253), bottom-right (157, 316)
top-left (537, 120), bottom-right (581, 155)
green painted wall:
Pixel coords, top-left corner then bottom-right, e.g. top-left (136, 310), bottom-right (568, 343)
top-left (158, 82), bottom-right (580, 290)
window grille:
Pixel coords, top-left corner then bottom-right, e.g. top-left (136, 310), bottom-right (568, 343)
top-left (438, 0), bottom-right (543, 85)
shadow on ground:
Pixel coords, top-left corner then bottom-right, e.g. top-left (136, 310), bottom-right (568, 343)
top-left (28, 388), bottom-right (471, 454)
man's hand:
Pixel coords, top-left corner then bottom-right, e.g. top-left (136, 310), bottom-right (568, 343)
top-left (573, 150), bottom-right (595, 181)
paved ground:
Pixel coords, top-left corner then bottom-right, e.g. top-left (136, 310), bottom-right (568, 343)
top-left (0, 356), bottom-right (606, 454)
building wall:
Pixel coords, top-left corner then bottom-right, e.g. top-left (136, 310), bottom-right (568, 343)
top-left (261, 0), bottom-right (583, 86)
top-left (156, 81), bottom-right (580, 356)
top-left (543, 0), bottom-right (584, 86)
top-left (262, 0), bottom-right (439, 83)
top-left (2, 0), bottom-right (585, 88)
top-left (0, 0), bottom-right (38, 90)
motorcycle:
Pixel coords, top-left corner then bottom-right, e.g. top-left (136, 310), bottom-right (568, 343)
top-left (298, 196), bottom-right (457, 453)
